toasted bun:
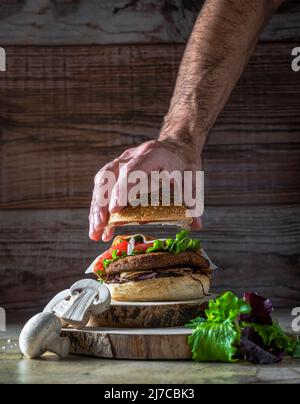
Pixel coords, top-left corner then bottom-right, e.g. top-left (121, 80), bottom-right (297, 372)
top-left (107, 273), bottom-right (210, 302)
top-left (108, 205), bottom-right (193, 229)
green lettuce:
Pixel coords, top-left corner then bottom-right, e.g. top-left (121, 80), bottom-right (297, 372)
top-left (146, 230), bottom-right (201, 254)
top-left (146, 239), bottom-right (165, 254)
top-left (293, 342), bottom-right (300, 359)
top-left (186, 316), bottom-right (206, 329)
top-left (186, 292), bottom-right (251, 362)
top-left (103, 249), bottom-right (127, 269)
top-left (101, 231), bottom-right (202, 273)
top-left (205, 291), bottom-right (251, 324)
top-left (186, 291), bottom-right (299, 363)
top-left (188, 322), bottom-right (239, 362)
top-left (245, 322), bottom-right (297, 355)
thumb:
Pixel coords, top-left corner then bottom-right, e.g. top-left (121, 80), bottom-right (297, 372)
top-left (191, 216), bottom-right (203, 230)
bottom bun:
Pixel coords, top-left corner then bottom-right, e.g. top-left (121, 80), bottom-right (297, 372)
top-left (107, 274), bottom-right (211, 302)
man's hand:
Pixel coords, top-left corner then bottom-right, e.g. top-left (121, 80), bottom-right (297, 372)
top-left (89, 136), bottom-right (203, 242)
top-left (89, 0), bottom-right (284, 243)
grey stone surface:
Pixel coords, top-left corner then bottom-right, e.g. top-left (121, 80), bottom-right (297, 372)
top-left (0, 310), bottom-right (299, 384)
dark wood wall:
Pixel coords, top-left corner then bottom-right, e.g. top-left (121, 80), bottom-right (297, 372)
top-left (0, 0), bottom-right (300, 311)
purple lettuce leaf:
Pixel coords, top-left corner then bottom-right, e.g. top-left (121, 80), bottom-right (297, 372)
top-left (241, 292), bottom-right (274, 325)
top-left (239, 328), bottom-right (281, 364)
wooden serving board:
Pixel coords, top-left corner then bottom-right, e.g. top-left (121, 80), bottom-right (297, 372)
top-left (88, 296), bottom-right (214, 328)
top-left (62, 327), bottom-right (193, 360)
top-left (62, 297), bottom-right (216, 360)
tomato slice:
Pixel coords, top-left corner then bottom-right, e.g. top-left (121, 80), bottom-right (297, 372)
top-left (94, 260), bottom-right (104, 273)
top-left (112, 236), bottom-right (128, 247)
top-left (93, 240), bottom-right (156, 275)
top-left (93, 241), bottom-right (129, 274)
top-left (102, 249), bottom-right (113, 259)
top-left (113, 240), bottom-right (129, 254)
top-left (93, 249), bottom-right (113, 273)
top-left (134, 242), bottom-right (154, 253)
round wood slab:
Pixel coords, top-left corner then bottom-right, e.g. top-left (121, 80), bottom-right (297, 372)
top-left (88, 295), bottom-right (214, 328)
top-left (62, 327), bottom-right (193, 360)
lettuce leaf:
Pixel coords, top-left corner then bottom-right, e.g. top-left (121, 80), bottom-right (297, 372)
top-left (146, 230), bottom-right (201, 254)
top-left (205, 291), bottom-right (251, 323)
top-left (146, 239), bottom-right (165, 254)
top-left (245, 321), bottom-right (297, 355)
top-left (103, 249), bottom-right (127, 269)
top-left (186, 292), bottom-right (251, 362)
top-left (293, 342), bottom-right (300, 359)
top-left (242, 292), bottom-right (273, 325)
top-left (188, 322), bottom-right (239, 362)
top-left (186, 291), bottom-right (299, 364)
top-left (239, 327), bottom-right (281, 364)
top-left (166, 230), bottom-right (201, 254)
top-left (186, 317), bottom-right (206, 329)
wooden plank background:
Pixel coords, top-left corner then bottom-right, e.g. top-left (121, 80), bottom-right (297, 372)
top-left (1, 43), bottom-right (300, 209)
top-left (0, 0), bottom-right (300, 310)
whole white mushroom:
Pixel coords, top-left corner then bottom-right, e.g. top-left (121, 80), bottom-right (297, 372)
top-left (19, 313), bottom-right (70, 359)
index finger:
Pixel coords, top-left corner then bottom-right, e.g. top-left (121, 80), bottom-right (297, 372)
top-left (89, 161), bottom-right (119, 241)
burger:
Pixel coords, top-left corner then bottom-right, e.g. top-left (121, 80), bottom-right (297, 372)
top-left (107, 203), bottom-right (193, 229)
top-left (86, 230), bottom-right (213, 302)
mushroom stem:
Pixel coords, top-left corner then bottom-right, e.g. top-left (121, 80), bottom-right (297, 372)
top-left (46, 336), bottom-right (70, 359)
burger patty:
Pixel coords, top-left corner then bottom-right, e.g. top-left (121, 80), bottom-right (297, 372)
top-left (106, 251), bottom-right (211, 275)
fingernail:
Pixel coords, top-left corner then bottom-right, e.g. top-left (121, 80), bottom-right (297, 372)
top-left (94, 213), bottom-right (101, 229)
top-left (109, 201), bottom-right (116, 213)
top-left (89, 222), bottom-right (98, 239)
top-left (102, 228), bottom-right (108, 241)
top-left (100, 210), bottom-right (107, 224)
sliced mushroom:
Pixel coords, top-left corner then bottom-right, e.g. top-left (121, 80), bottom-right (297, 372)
top-left (19, 313), bottom-right (70, 359)
top-left (44, 279), bottom-right (111, 329)
top-left (91, 283), bottom-right (111, 315)
top-left (44, 289), bottom-right (73, 328)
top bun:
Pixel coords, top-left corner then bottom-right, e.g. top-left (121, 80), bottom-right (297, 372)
top-left (108, 204), bottom-right (193, 229)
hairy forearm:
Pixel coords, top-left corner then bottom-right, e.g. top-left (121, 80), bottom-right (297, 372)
top-left (160, 0), bottom-right (284, 151)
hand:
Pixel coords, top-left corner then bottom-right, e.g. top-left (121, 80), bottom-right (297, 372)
top-left (89, 136), bottom-right (203, 242)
